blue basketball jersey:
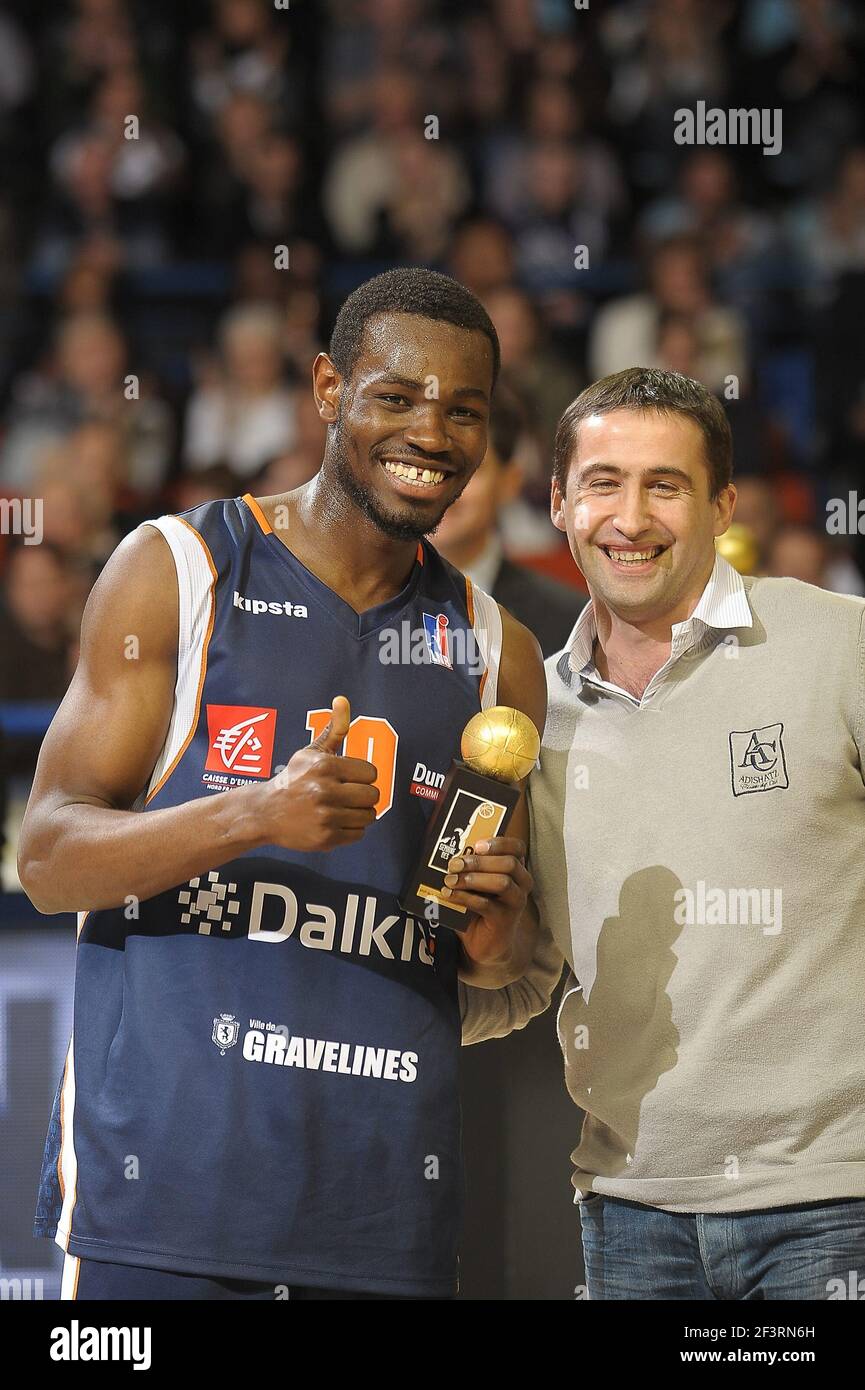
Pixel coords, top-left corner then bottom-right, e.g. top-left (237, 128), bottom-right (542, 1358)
top-left (34, 492), bottom-right (504, 1297)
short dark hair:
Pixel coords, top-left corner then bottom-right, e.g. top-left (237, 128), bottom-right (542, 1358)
top-left (552, 367), bottom-right (733, 499)
top-left (329, 267), bottom-right (500, 389)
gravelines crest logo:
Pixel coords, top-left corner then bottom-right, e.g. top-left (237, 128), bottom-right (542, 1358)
top-left (212, 1014), bottom-right (240, 1054)
top-left (729, 723), bottom-right (788, 795)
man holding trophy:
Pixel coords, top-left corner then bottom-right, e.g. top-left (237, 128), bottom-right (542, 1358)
top-left (22, 268), bottom-right (559, 1301)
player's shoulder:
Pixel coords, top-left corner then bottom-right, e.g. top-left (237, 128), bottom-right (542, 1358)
top-left (96, 517), bottom-right (177, 591)
top-left (76, 521), bottom-right (180, 662)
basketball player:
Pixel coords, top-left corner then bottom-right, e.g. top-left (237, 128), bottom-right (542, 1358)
top-left (20, 269), bottom-right (550, 1300)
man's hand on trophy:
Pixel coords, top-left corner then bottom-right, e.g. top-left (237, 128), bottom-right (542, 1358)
top-left (442, 835), bottom-right (533, 965)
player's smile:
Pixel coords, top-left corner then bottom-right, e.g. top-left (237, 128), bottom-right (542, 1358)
top-left (375, 451), bottom-right (461, 501)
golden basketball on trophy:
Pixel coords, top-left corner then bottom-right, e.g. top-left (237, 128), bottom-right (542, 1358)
top-left (399, 706), bottom-right (541, 932)
top-left (460, 706), bottom-right (541, 782)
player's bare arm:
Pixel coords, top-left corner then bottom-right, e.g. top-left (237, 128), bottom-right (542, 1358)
top-left (451, 604), bottom-right (547, 989)
top-left (17, 527), bottom-right (379, 915)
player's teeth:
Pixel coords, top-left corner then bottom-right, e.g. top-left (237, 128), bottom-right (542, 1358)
top-left (382, 461), bottom-right (446, 486)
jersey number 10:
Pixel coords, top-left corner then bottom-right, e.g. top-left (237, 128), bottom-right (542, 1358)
top-left (305, 710), bottom-right (399, 819)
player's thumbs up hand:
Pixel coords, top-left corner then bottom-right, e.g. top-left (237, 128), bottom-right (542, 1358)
top-left (255, 694), bottom-right (380, 852)
top-left (311, 695), bottom-right (351, 754)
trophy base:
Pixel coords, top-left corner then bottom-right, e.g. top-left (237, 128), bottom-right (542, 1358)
top-left (399, 760), bottom-right (521, 932)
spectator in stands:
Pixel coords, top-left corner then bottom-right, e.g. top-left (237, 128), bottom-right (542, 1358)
top-left (323, 67), bottom-right (470, 258)
top-left (766, 524), bottom-right (829, 587)
top-left (1, 312), bottom-right (172, 494)
top-left (237, 132), bottom-right (305, 244)
top-left (589, 235), bottom-right (748, 393)
top-left (60, 421), bottom-right (128, 556)
top-left (44, 0), bottom-right (142, 128)
top-left (183, 301), bottom-right (297, 476)
top-left (35, 475), bottom-right (103, 563)
top-left (738, 0), bottom-right (864, 192)
top-left (0, 542), bottom-right (80, 701)
top-left (447, 217), bottom-right (516, 302)
top-left (483, 285), bottom-right (583, 470)
top-left (199, 99), bottom-right (321, 259)
top-left (200, 91), bottom-right (272, 232)
top-left (36, 65), bottom-right (183, 278)
top-left (768, 521), bottom-right (865, 596)
top-left (640, 150), bottom-right (777, 331)
top-left (32, 131), bottom-right (168, 278)
top-left (511, 138), bottom-right (619, 294)
top-left (190, 0), bottom-right (290, 119)
top-left (788, 145), bottom-right (865, 294)
top-left (602, 0), bottom-right (729, 187)
top-left (432, 381), bottom-right (584, 657)
top-left (482, 76), bottom-right (626, 242)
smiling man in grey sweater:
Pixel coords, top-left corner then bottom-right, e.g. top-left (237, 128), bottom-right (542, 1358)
top-left (458, 366), bottom-right (865, 1300)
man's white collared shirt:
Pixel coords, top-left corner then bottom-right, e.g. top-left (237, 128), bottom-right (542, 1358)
top-left (564, 551), bottom-right (753, 706)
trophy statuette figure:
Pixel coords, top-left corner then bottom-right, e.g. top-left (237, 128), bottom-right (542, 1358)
top-left (399, 705), bottom-right (541, 932)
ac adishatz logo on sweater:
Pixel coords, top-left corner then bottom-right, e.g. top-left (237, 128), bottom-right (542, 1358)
top-left (729, 723), bottom-right (789, 795)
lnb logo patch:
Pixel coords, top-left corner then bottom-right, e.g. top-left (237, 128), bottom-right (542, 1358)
top-left (729, 723), bottom-right (788, 795)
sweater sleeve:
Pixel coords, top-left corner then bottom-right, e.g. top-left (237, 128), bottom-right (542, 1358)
top-left (458, 911), bottom-right (564, 1046)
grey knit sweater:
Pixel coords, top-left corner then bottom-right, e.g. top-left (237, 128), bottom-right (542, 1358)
top-left (461, 574), bottom-right (865, 1211)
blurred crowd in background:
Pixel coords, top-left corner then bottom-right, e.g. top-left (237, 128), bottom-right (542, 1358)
top-left (1, 0), bottom-right (864, 778)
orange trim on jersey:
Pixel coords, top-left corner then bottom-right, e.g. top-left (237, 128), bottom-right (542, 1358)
top-left (244, 494), bottom-right (421, 561)
top-left (73, 1257), bottom-right (80, 1299)
top-left (242, 492), bottom-right (273, 536)
top-left (144, 518), bottom-right (218, 805)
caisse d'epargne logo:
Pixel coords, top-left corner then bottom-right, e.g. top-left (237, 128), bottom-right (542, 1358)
top-left (205, 704), bottom-right (277, 779)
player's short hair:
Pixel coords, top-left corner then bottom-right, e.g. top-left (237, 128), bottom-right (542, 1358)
top-left (553, 367), bottom-right (733, 499)
top-left (329, 268), bottom-right (500, 389)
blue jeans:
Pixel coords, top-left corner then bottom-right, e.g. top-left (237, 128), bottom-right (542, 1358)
top-left (578, 1194), bottom-right (865, 1300)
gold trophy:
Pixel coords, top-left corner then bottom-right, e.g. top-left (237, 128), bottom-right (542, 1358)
top-left (399, 706), bottom-right (541, 932)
